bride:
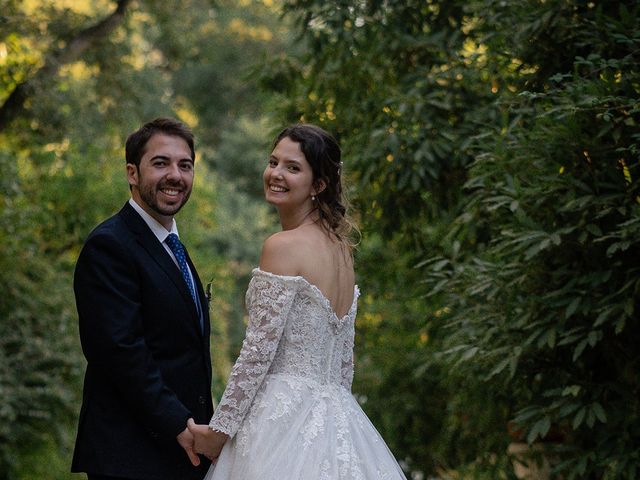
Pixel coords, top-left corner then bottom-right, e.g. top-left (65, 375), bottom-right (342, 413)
top-left (189, 124), bottom-right (407, 479)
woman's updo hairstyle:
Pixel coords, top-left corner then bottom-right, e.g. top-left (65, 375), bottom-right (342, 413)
top-left (273, 124), bottom-right (358, 248)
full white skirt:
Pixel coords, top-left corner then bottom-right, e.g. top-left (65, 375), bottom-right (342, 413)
top-left (204, 374), bottom-right (407, 480)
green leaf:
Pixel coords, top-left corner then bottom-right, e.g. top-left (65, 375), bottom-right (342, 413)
top-left (488, 357), bottom-right (511, 379)
top-left (592, 402), bottom-right (607, 423)
top-left (586, 408), bottom-right (596, 428)
top-left (586, 224), bottom-right (602, 236)
top-left (573, 338), bottom-right (589, 361)
top-left (594, 308), bottom-right (612, 327)
top-left (514, 406), bottom-right (541, 424)
top-left (565, 297), bottom-right (580, 319)
top-left (562, 385), bottom-right (581, 397)
top-left (624, 298), bottom-right (634, 316)
top-left (573, 406), bottom-right (587, 429)
top-left (460, 346), bottom-right (479, 361)
top-left (527, 416), bottom-right (551, 444)
top-left (431, 259), bottom-right (449, 272)
top-left (558, 402), bottom-right (580, 418)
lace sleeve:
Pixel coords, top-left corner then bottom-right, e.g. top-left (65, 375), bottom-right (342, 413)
top-left (340, 329), bottom-right (355, 391)
top-left (208, 270), bottom-right (300, 437)
top-left (340, 286), bottom-right (359, 391)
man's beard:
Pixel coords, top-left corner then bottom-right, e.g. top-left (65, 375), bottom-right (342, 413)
top-left (139, 180), bottom-right (191, 217)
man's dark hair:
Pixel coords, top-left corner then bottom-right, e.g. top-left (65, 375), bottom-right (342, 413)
top-left (125, 117), bottom-right (195, 167)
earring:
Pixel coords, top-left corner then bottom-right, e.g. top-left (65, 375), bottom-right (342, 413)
top-left (311, 195), bottom-right (316, 201)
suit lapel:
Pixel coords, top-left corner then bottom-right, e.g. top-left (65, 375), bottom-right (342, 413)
top-left (118, 203), bottom-right (202, 333)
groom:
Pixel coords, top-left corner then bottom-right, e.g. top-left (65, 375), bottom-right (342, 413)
top-left (72, 118), bottom-right (213, 479)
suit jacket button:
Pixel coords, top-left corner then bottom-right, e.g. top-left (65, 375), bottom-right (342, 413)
top-left (198, 395), bottom-right (206, 405)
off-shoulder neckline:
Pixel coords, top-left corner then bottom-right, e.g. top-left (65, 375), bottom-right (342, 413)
top-left (251, 267), bottom-right (359, 321)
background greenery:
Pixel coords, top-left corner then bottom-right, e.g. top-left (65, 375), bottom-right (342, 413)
top-left (1, 1), bottom-right (638, 479)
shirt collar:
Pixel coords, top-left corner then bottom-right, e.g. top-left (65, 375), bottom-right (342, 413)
top-left (128, 198), bottom-right (179, 243)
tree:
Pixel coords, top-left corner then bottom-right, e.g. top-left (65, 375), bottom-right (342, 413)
top-left (264, 0), bottom-right (640, 477)
top-left (0, 0), bottom-right (132, 131)
top-left (0, 1), bottom-right (288, 477)
top-left (427, 2), bottom-right (640, 478)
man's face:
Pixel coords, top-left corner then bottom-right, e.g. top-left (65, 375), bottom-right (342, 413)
top-left (127, 133), bottom-right (194, 229)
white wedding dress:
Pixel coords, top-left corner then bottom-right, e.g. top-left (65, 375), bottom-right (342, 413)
top-left (204, 268), bottom-right (407, 480)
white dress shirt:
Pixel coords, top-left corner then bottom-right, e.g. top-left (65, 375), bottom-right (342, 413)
top-left (128, 198), bottom-right (197, 289)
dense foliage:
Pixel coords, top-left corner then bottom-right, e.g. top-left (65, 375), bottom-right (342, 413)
top-left (0, 148), bottom-right (79, 476)
top-left (2, 0), bottom-right (638, 479)
top-left (0, 1), bottom-right (284, 478)
top-left (267, 0), bottom-right (640, 478)
top-left (431, 2), bottom-right (640, 477)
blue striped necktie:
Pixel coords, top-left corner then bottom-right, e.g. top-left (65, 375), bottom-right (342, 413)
top-left (165, 233), bottom-right (198, 307)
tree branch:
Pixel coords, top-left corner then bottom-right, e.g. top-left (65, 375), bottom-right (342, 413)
top-left (0, 0), bottom-right (133, 131)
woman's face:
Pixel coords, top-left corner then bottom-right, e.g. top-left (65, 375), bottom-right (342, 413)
top-left (263, 136), bottom-right (316, 210)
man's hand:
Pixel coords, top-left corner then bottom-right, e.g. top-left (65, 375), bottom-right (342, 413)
top-left (177, 419), bottom-right (200, 466)
top-left (187, 418), bottom-right (228, 462)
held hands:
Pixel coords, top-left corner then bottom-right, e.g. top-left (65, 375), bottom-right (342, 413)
top-left (176, 420), bottom-right (200, 467)
top-left (187, 418), bottom-right (229, 462)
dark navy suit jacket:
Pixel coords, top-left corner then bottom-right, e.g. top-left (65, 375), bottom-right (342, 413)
top-left (72, 202), bottom-right (213, 479)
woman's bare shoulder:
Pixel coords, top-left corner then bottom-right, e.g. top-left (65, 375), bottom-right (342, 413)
top-left (258, 231), bottom-right (306, 277)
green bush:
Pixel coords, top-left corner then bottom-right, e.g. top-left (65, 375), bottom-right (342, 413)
top-left (0, 149), bottom-right (81, 479)
top-left (425, 2), bottom-right (640, 478)
top-left (270, 0), bottom-right (640, 477)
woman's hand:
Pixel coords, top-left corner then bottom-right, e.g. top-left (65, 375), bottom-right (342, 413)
top-left (187, 418), bottom-right (229, 462)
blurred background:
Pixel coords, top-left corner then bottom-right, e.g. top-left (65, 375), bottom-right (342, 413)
top-left (1, 1), bottom-right (639, 478)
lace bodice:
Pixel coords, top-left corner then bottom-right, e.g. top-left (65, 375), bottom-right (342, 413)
top-left (209, 268), bottom-right (359, 438)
